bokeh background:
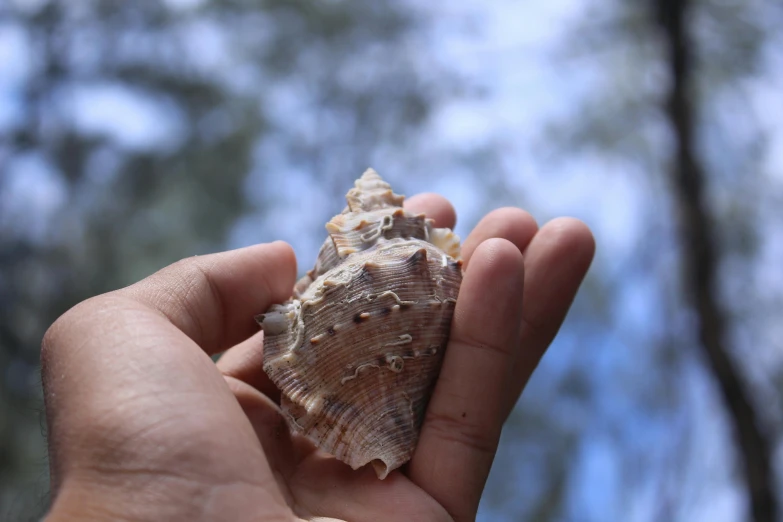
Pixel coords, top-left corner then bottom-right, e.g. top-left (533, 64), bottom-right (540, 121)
top-left (2, 1), bottom-right (783, 521)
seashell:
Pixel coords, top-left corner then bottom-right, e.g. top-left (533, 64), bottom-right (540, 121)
top-left (258, 168), bottom-right (462, 479)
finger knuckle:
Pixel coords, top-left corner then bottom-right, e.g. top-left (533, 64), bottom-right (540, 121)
top-left (41, 295), bottom-right (106, 367)
top-left (138, 256), bottom-right (221, 344)
top-left (519, 312), bottom-right (547, 342)
top-left (423, 409), bottom-right (497, 457)
top-left (452, 335), bottom-right (511, 359)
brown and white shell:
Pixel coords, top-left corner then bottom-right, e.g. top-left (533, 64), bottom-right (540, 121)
top-left (258, 168), bottom-right (462, 479)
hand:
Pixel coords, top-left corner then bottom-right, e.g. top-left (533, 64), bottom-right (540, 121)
top-left (41, 195), bottom-right (594, 522)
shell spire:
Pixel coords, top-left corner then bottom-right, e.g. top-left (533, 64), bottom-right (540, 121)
top-left (345, 168), bottom-right (405, 212)
top-left (258, 168), bottom-right (463, 479)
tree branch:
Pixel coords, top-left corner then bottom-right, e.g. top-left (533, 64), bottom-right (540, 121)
top-left (655, 1), bottom-right (778, 520)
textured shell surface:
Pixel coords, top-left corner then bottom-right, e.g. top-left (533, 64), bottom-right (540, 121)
top-left (258, 168), bottom-right (462, 479)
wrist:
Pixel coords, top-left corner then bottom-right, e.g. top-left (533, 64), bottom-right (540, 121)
top-left (45, 473), bottom-right (208, 522)
top-left (46, 480), bottom-right (130, 522)
top-left (45, 473), bottom-right (295, 522)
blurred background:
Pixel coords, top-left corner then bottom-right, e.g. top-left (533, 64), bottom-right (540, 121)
top-left (1, 0), bottom-right (782, 520)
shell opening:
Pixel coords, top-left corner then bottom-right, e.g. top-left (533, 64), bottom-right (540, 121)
top-left (258, 312), bottom-right (289, 336)
top-left (371, 458), bottom-right (392, 480)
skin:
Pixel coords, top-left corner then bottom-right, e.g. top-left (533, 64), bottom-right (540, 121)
top-left (41, 195), bottom-right (595, 522)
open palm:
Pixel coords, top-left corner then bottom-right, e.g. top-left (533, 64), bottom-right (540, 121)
top-left (42, 194), bottom-right (593, 522)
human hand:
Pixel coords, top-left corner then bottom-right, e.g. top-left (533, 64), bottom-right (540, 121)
top-left (42, 195), bottom-right (594, 522)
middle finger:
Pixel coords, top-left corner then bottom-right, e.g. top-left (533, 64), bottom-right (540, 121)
top-left (460, 207), bottom-right (538, 268)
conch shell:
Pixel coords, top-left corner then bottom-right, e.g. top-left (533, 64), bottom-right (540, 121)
top-left (258, 169), bottom-right (462, 479)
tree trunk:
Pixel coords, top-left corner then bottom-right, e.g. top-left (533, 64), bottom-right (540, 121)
top-left (655, 1), bottom-right (778, 521)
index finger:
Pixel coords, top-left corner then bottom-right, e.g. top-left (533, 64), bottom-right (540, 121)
top-left (404, 192), bottom-right (457, 229)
